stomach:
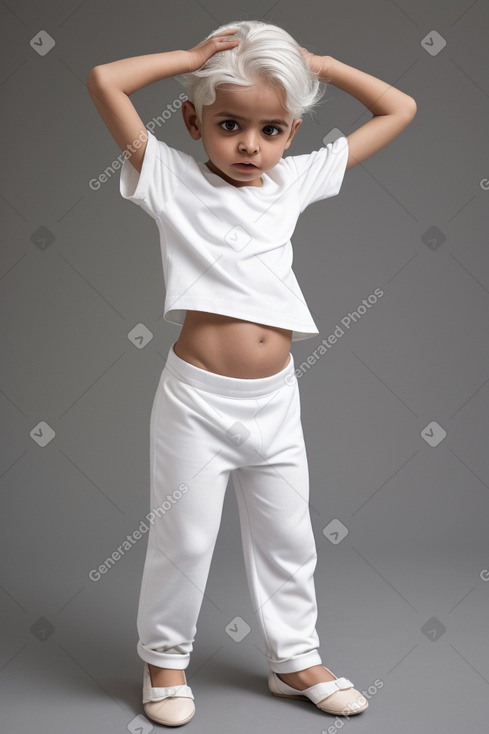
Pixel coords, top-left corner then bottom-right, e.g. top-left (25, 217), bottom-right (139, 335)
top-left (173, 310), bottom-right (293, 378)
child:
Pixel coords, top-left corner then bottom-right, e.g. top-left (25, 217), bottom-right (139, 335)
top-left (87, 19), bottom-right (416, 727)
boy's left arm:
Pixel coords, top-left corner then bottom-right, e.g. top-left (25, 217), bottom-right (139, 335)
top-left (301, 50), bottom-right (417, 171)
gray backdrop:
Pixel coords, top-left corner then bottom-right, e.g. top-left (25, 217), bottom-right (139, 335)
top-left (1, 1), bottom-right (488, 732)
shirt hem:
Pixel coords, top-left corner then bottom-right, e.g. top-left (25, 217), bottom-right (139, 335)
top-left (164, 301), bottom-right (320, 341)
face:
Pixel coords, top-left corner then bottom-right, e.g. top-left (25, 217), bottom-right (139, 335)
top-left (181, 80), bottom-right (302, 188)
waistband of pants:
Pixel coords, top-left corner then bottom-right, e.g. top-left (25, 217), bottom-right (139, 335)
top-left (165, 341), bottom-right (296, 398)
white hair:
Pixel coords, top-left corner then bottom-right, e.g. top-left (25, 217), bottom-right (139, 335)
top-left (176, 19), bottom-right (327, 122)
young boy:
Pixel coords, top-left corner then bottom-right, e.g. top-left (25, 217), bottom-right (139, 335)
top-left (87, 20), bottom-right (416, 727)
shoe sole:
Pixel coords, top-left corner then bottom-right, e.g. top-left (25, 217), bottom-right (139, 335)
top-left (270, 690), bottom-right (313, 702)
top-left (269, 690), bottom-right (368, 715)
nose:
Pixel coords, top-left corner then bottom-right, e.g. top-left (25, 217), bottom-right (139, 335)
top-left (238, 131), bottom-right (259, 154)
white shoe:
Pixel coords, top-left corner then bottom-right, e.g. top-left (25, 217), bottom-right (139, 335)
top-left (268, 667), bottom-right (368, 716)
top-left (142, 662), bottom-right (195, 726)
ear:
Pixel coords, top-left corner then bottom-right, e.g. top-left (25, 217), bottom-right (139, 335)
top-left (283, 118), bottom-right (302, 150)
top-left (181, 101), bottom-right (202, 140)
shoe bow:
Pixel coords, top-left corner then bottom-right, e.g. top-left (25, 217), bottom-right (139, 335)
top-left (303, 677), bottom-right (354, 705)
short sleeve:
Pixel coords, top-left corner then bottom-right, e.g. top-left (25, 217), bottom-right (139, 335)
top-left (290, 136), bottom-right (349, 212)
top-left (119, 129), bottom-right (190, 219)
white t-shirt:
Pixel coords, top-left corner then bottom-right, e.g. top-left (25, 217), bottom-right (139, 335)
top-left (120, 129), bottom-right (349, 341)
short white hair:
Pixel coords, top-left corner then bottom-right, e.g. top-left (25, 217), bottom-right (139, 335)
top-left (176, 19), bottom-right (327, 122)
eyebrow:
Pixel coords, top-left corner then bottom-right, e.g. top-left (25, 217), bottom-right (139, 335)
top-left (214, 112), bottom-right (289, 126)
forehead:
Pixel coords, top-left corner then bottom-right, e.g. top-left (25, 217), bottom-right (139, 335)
top-left (206, 81), bottom-right (292, 120)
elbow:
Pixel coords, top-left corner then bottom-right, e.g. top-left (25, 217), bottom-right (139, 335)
top-left (86, 67), bottom-right (97, 89)
top-left (393, 95), bottom-right (417, 130)
top-left (86, 65), bottom-right (105, 90)
top-left (404, 95), bottom-right (417, 120)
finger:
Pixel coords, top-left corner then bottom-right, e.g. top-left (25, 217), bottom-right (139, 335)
top-left (214, 37), bottom-right (240, 46)
top-left (210, 29), bottom-right (239, 40)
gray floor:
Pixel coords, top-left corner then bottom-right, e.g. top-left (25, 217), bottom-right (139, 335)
top-left (2, 486), bottom-right (488, 733)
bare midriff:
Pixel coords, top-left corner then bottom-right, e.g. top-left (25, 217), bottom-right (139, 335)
top-left (173, 310), bottom-right (293, 378)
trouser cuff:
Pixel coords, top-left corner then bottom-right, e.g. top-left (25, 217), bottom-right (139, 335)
top-left (268, 650), bottom-right (322, 674)
top-left (137, 641), bottom-right (190, 669)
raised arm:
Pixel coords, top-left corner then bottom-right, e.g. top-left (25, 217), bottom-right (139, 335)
top-left (300, 50), bottom-right (417, 171)
top-left (86, 29), bottom-right (240, 173)
top-left (86, 51), bottom-right (187, 174)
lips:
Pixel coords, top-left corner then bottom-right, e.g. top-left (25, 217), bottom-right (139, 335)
top-left (233, 162), bottom-right (257, 169)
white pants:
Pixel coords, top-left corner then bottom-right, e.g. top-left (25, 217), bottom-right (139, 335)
top-left (136, 341), bottom-right (323, 674)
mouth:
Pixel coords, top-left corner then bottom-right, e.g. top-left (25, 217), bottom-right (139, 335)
top-left (233, 162), bottom-right (258, 171)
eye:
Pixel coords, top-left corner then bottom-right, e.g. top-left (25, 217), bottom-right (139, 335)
top-left (220, 120), bottom-right (239, 132)
top-left (263, 125), bottom-right (281, 136)
top-left (219, 120), bottom-right (282, 138)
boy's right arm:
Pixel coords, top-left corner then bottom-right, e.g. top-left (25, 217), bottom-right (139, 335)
top-left (86, 51), bottom-right (191, 174)
top-left (86, 30), bottom-right (240, 174)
